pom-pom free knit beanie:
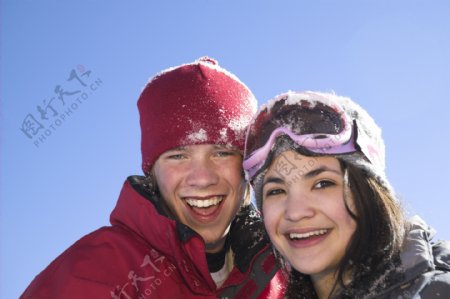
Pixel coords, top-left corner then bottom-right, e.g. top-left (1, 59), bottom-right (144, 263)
top-left (138, 57), bottom-right (257, 174)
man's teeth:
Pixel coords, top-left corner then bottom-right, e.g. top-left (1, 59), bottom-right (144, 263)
top-left (185, 196), bottom-right (223, 208)
top-left (289, 229), bottom-right (328, 240)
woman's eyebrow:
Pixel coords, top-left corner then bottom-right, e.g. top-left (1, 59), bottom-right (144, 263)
top-left (262, 165), bottom-right (342, 187)
top-left (304, 166), bottom-right (341, 179)
top-left (262, 176), bottom-right (285, 187)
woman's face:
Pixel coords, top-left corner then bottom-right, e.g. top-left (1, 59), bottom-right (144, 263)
top-left (262, 151), bottom-right (357, 283)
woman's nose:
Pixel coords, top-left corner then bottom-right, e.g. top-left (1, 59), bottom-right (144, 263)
top-left (284, 190), bottom-right (315, 222)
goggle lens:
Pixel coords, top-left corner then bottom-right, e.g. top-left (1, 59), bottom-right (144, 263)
top-left (244, 96), bottom-right (356, 179)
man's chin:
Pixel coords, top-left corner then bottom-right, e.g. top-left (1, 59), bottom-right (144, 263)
top-left (204, 235), bottom-right (228, 253)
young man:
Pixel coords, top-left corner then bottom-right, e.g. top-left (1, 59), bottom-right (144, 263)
top-left (21, 57), bottom-right (284, 298)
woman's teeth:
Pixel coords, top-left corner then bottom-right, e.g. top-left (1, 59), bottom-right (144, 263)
top-left (185, 196), bottom-right (223, 208)
top-left (289, 229), bottom-right (328, 240)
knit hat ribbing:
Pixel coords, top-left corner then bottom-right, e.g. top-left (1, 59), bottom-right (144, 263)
top-left (138, 57), bottom-right (257, 175)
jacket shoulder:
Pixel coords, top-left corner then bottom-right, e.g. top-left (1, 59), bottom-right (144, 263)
top-left (433, 240), bottom-right (450, 271)
top-left (419, 270), bottom-right (450, 298)
top-left (384, 217), bottom-right (450, 298)
top-left (418, 240), bottom-right (450, 297)
top-left (20, 226), bottom-right (145, 298)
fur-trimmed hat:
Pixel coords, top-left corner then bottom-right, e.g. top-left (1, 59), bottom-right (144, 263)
top-left (244, 91), bottom-right (393, 209)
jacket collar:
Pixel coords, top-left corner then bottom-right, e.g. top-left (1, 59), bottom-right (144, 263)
top-left (110, 176), bottom-right (272, 288)
top-left (110, 176), bottom-right (217, 293)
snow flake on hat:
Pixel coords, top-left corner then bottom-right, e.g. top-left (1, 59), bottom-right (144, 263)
top-left (219, 127), bottom-right (228, 141)
top-left (228, 114), bottom-right (252, 134)
top-left (187, 128), bottom-right (208, 142)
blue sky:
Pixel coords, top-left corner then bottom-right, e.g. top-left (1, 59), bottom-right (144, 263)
top-left (2, 1), bottom-right (450, 297)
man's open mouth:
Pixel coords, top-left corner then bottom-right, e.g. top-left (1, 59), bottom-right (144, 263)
top-left (185, 196), bottom-right (224, 208)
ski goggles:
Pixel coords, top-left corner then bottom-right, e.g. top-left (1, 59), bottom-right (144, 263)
top-left (243, 92), bottom-right (363, 180)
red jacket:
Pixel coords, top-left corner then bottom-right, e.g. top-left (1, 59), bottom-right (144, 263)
top-left (22, 176), bottom-right (285, 298)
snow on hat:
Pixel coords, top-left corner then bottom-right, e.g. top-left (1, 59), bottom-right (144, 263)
top-left (245, 91), bottom-right (394, 210)
top-left (138, 57), bottom-right (257, 175)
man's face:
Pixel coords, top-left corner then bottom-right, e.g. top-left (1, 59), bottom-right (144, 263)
top-left (153, 144), bottom-right (245, 253)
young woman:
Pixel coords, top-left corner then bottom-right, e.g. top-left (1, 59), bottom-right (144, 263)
top-left (243, 91), bottom-right (450, 298)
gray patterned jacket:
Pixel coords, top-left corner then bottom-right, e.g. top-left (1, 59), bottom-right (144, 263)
top-left (374, 216), bottom-right (450, 298)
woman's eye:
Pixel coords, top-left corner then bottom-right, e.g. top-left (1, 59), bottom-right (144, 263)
top-left (314, 180), bottom-right (335, 189)
top-left (265, 188), bottom-right (285, 197)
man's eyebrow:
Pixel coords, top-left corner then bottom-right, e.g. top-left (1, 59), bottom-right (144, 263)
top-left (213, 144), bottom-right (238, 150)
top-left (166, 146), bottom-right (186, 152)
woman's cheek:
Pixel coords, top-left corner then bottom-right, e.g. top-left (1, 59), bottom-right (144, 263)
top-left (263, 202), bottom-right (278, 237)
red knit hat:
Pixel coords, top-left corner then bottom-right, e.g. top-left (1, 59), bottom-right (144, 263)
top-left (138, 57), bottom-right (257, 175)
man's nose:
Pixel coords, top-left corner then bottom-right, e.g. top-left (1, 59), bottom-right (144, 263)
top-left (185, 157), bottom-right (219, 188)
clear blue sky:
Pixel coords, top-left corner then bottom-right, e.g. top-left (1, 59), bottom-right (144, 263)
top-left (2, 1), bottom-right (450, 297)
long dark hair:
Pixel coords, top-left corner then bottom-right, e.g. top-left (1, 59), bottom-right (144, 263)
top-left (281, 161), bottom-right (405, 298)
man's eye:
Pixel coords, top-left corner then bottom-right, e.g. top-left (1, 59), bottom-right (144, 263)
top-left (216, 151), bottom-right (235, 157)
top-left (314, 180), bottom-right (335, 189)
top-left (167, 154), bottom-right (185, 160)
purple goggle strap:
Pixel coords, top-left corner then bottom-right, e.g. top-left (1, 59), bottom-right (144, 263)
top-left (243, 124), bottom-right (357, 179)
